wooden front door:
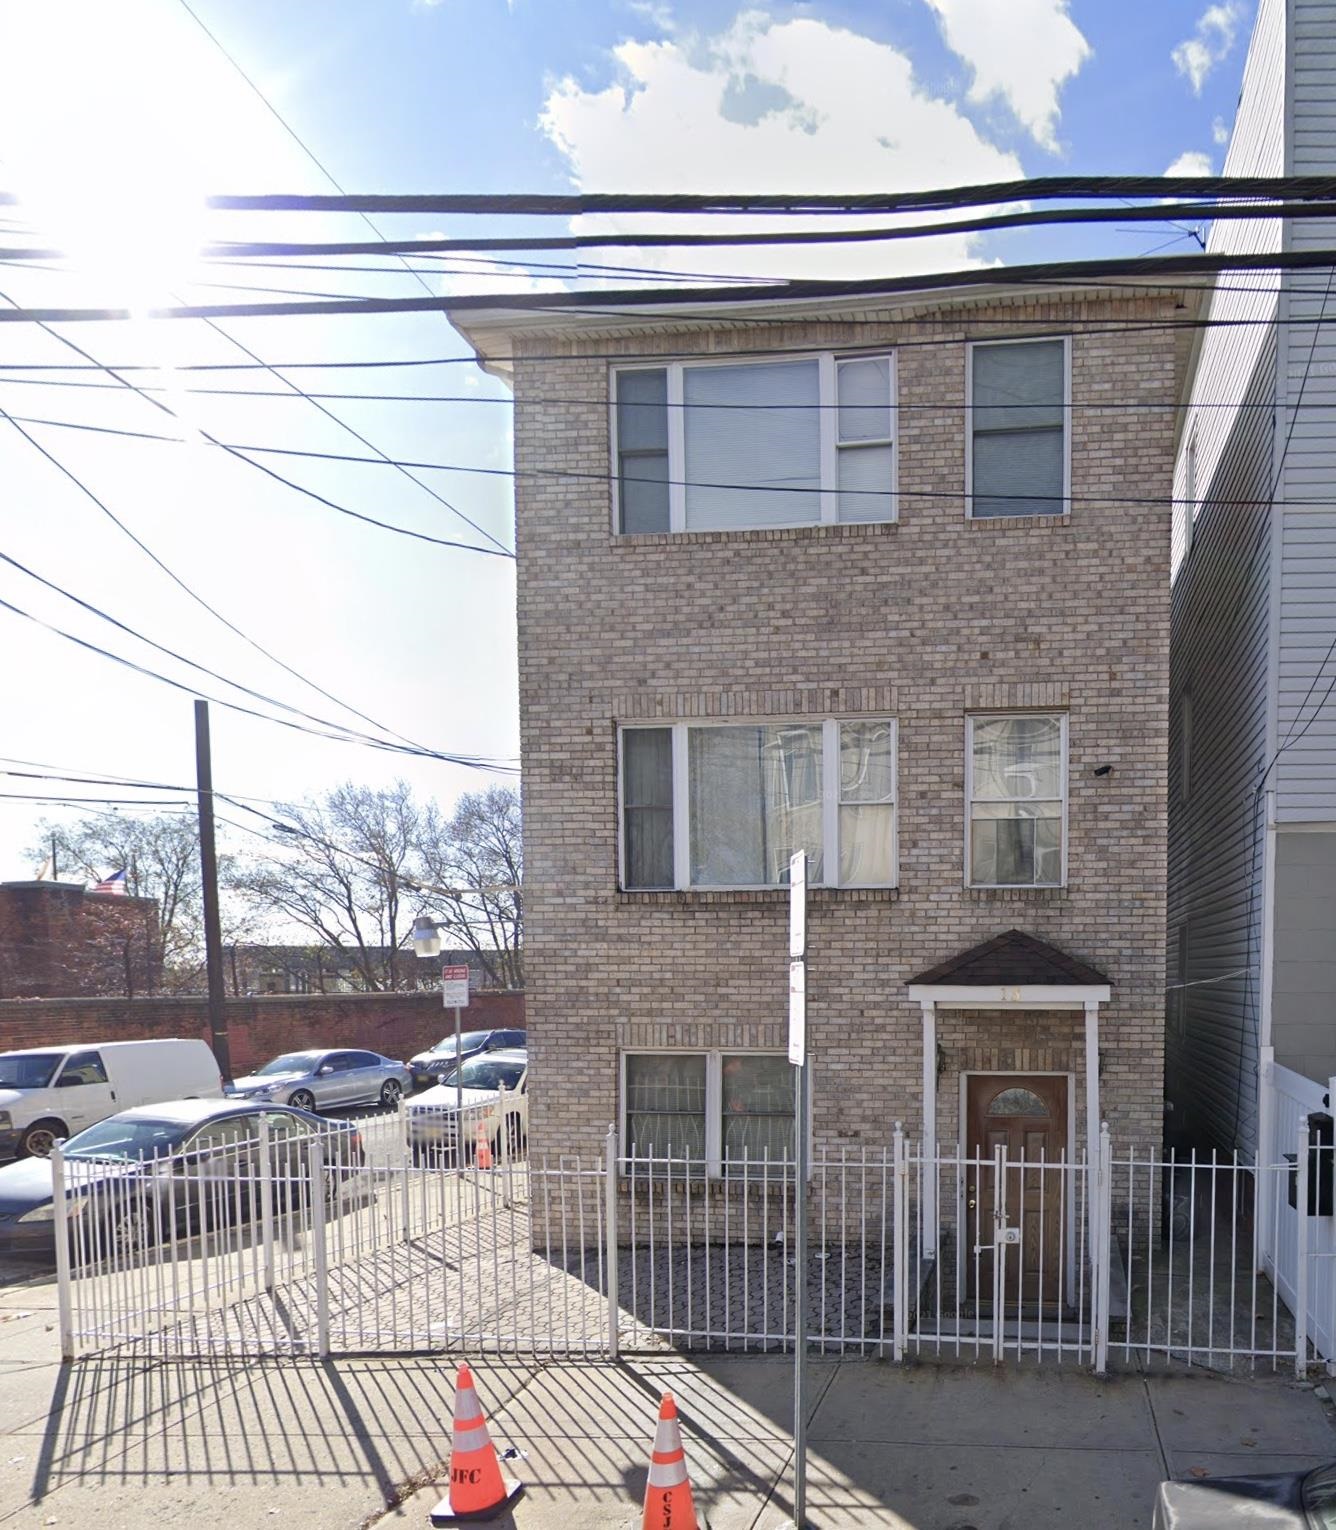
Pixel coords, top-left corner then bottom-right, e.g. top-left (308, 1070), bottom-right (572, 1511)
top-left (965, 1074), bottom-right (1069, 1312)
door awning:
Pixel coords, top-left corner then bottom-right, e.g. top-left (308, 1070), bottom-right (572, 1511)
top-left (906, 929), bottom-right (1110, 1008)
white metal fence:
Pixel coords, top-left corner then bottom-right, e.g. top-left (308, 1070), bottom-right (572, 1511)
top-left (51, 1111), bottom-right (1330, 1375)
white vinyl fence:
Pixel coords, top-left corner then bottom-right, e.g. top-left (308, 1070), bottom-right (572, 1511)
top-left (51, 1110), bottom-right (1327, 1376)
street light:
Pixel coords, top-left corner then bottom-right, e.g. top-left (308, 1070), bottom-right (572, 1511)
top-left (410, 915), bottom-right (442, 959)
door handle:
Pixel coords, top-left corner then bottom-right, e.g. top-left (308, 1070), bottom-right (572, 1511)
top-left (967, 1198), bottom-right (976, 1210)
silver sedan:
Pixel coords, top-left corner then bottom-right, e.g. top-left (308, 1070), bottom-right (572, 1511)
top-left (226, 1048), bottom-right (411, 1114)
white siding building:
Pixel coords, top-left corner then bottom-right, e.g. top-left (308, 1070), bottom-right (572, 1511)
top-left (1170, 0), bottom-right (1336, 1153)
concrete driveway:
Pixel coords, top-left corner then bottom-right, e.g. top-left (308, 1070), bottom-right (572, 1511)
top-left (0, 1265), bottom-right (1333, 1529)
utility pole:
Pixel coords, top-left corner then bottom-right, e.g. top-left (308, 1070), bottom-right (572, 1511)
top-left (194, 700), bottom-right (232, 1081)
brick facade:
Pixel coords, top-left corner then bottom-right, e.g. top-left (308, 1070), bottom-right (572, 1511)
top-left (489, 285), bottom-right (1183, 1167)
top-left (0, 989), bottom-right (525, 1077)
top-left (0, 881), bottom-right (162, 999)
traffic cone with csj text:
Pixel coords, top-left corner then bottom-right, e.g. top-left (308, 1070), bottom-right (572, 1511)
top-left (474, 1118), bottom-right (494, 1170)
top-left (642, 1392), bottom-right (706, 1530)
top-left (429, 1364), bottom-right (522, 1525)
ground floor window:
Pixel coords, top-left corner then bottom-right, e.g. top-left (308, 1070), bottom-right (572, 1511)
top-left (621, 1050), bottom-right (794, 1174)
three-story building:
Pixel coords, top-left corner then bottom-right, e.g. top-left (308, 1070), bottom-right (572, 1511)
top-left (447, 269), bottom-right (1200, 1210)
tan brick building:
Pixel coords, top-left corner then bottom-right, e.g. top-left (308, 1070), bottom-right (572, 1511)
top-left (449, 272), bottom-right (1199, 1190)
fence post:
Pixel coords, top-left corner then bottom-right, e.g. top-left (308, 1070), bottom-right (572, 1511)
top-left (1296, 1114), bottom-right (1310, 1378)
top-left (498, 1084), bottom-right (511, 1210)
top-left (1256, 1046), bottom-right (1277, 1274)
top-left (992, 1143), bottom-right (1006, 1364)
top-left (605, 1124), bottom-right (619, 1360)
top-left (257, 1115), bottom-right (275, 1295)
top-left (1093, 1123), bottom-right (1112, 1376)
top-left (892, 1123), bottom-right (908, 1363)
top-left (309, 1135), bottom-right (330, 1358)
top-left (51, 1142), bottom-right (74, 1362)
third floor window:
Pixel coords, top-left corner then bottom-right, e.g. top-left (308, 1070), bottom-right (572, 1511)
top-left (968, 338), bottom-right (1069, 519)
top-left (613, 354), bottom-right (896, 535)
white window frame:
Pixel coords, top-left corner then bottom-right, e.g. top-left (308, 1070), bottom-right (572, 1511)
top-left (610, 351), bottom-right (898, 535)
top-left (964, 335), bottom-right (1072, 521)
top-left (619, 1048), bottom-right (808, 1178)
top-left (964, 712), bottom-right (1069, 889)
top-left (618, 718), bottom-right (899, 892)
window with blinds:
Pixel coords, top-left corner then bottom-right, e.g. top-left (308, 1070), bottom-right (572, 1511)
top-left (969, 338), bottom-right (1068, 519)
top-left (966, 713), bottom-right (1067, 887)
top-left (612, 353), bottom-right (896, 534)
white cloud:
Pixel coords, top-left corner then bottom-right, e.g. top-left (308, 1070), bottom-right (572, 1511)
top-left (1212, 114), bottom-right (1230, 144)
top-left (1172, 3), bottom-right (1244, 95)
top-left (537, 12), bottom-right (1024, 284)
top-left (1164, 150), bottom-right (1213, 176)
top-left (922, 0), bottom-right (1091, 152)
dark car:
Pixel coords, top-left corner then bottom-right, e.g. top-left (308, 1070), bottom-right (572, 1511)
top-left (0, 1097), bottom-right (362, 1261)
top-left (408, 1028), bottom-right (526, 1090)
top-left (1154, 1461), bottom-right (1336, 1527)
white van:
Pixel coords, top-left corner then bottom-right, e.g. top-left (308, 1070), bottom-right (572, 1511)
top-left (0, 1039), bottom-right (224, 1159)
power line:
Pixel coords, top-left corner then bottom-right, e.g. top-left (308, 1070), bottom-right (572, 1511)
top-left (0, 584), bottom-right (517, 769)
top-left (5, 243), bottom-right (1336, 323)
top-left (21, 406), bottom-right (1336, 513)
top-left (5, 173), bottom-right (1326, 215)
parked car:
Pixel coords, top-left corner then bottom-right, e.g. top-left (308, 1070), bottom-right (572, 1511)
top-left (226, 1049), bottom-right (411, 1113)
top-left (0, 1039), bottom-right (224, 1160)
top-left (407, 1028), bottom-right (526, 1090)
top-left (406, 1049), bottom-right (528, 1165)
top-left (0, 1098), bottom-right (363, 1260)
top-left (1154, 1461), bottom-right (1336, 1526)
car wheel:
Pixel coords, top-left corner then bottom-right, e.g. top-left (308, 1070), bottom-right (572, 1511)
top-left (18, 1119), bottom-right (66, 1159)
top-left (379, 1079), bottom-right (403, 1109)
top-left (288, 1089), bottom-right (316, 1113)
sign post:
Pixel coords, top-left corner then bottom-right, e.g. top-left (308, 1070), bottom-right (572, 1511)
top-left (442, 964), bottom-right (470, 1167)
top-left (788, 850), bottom-right (808, 1529)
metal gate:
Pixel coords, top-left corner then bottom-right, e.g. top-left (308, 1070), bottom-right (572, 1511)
top-left (52, 1113), bottom-right (1325, 1374)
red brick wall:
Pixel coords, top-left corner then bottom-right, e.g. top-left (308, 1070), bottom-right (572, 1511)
top-left (0, 883), bottom-right (162, 999)
top-left (0, 990), bottom-right (525, 1077)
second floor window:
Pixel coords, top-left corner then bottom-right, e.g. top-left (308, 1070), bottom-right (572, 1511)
top-left (969, 338), bottom-right (1068, 519)
top-left (966, 713), bottom-right (1067, 887)
top-left (619, 718), bottom-right (897, 891)
top-left (613, 354), bottom-right (896, 534)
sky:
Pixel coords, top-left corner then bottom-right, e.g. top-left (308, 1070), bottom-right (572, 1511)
top-left (0, 0), bottom-right (1256, 882)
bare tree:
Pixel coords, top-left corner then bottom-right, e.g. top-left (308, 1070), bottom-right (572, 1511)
top-left (416, 785), bottom-right (523, 989)
top-left (227, 782), bottom-right (424, 991)
top-left (32, 812), bottom-right (206, 992)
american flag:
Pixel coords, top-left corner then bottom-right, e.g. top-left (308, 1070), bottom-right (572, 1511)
top-left (94, 869), bottom-right (128, 895)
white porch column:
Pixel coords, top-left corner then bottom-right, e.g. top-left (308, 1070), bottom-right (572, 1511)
top-left (921, 999), bottom-right (938, 1252)
top-left (1083, 1001), bottom-right (1101, 1181)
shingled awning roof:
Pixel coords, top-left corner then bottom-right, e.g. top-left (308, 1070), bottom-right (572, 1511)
top-left (907, 929), bottom-right (1109, 989)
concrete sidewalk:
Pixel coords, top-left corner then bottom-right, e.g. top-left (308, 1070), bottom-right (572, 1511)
top-left (0, 1274), bottom-right (1333, 1529)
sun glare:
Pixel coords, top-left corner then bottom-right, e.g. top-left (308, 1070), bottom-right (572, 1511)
top-left (0, 0), bottom-right (221, 310)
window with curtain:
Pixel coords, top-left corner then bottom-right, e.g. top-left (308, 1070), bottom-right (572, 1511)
top-left (970, 339), bottom-right (1067, 519)
top-left (624, 1053), bottom-right (707, 1160)
top-left (623, 1051), bottom-right (793, 1176)
top-left (620, 719), bottom-right (896, 890)
top-left (688, 724), bottom-right (824, 886)
top-left (621, 727), bottom-right (675, 890)
top-left (613, 354), bottom-right (895, 533)
top-left (967, 713), bottom-right (1066, 887)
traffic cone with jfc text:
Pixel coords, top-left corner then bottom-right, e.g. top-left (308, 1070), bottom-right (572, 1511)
top-left (475, 1119), bottom-right (494, 1170)
top-left (642, 1392), bottom-right (704, 1530)
top-left (429, 1364), bottom-right (522, 1525)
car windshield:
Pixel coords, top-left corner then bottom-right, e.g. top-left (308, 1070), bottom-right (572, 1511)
top-left (63, 1116), bottom-right (192, 1162)
top-left (430, 1031), bottom-right (490, 1055)
top-left (439, 1057), bottom-right (525, 1092)
top-left (0, 1053), bottom-right (62, 1090)
top-left (1304, 1464), bottom-right (1336, 1528)
top-left (256, 1053), bottom-right (319, 1076)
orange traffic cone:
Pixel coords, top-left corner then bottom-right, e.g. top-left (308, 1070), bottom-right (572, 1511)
top-left (429, 1364), bottom-right (522, 1525)
top-left (475, 1119), bottom-right (494, 1170)
top-left (642, 1392), bottom-right (703, 1530)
